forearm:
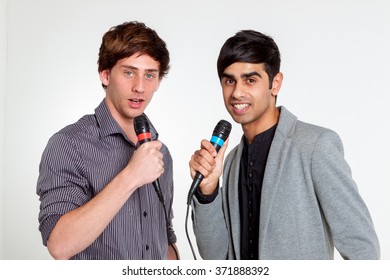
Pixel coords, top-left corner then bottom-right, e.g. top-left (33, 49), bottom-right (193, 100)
top-left (192, 194), bottom-right (229, 259)
top-left (47, 168), bottom-right (138, 259)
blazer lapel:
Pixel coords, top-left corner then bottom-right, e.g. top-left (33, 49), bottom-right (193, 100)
top-left (226, 140), bottom-right (244, 259)
top-left (258, 106), bottom-right (297, 256)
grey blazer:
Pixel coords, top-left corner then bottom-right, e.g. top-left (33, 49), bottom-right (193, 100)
top-left (192, 106), bottom-right (380, 259)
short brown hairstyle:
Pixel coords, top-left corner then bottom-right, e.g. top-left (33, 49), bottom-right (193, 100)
top-left (98, 21), bottom-right (170, 79)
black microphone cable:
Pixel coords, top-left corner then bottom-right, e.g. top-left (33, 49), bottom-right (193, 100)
top-left (185, 120), bottom-right (232, 260)
top-left (134, 114), bottom-right (179, 260)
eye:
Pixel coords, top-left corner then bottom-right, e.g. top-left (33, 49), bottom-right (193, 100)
top-left (145, 73), bottom-right (156, 80)
top-left (224, 78), bottom-right (235, 86)
top-left (124, 70), bottom-right (134, 77)
top-left (246, 77), bottom-right (256, 84)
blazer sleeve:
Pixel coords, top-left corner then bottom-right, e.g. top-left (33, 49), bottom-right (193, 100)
top-left (311, 129), bottom-right (380, 259)
top-left (191, 192), bottom-right (229, 259)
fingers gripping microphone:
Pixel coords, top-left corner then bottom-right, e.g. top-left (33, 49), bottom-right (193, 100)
top-left (187, 120), bottom-right (232, 205)
top-left (134, 115), bottom-right (164, 204)
top-left (134, 115), bottom-right (180, 260)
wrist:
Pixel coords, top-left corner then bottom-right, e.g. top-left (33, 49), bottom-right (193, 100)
top-left (195, 186), bottom-right (219, 204)
top-left (117, 167), bottom-right (140, 194)
top-left (199, 181), bottom-right (219, 195)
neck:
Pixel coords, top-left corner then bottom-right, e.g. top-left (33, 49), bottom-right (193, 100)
top-left (242, 107), bottom-right (279, 144)
top-left (124, 123), bottom-right (139, 144)
top-left (104, 99), bottom-right (140, 144)
top-left (112, 116), bottom-right (138, 144)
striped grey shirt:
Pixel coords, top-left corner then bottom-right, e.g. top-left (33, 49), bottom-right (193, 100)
top-left (37, 99), bottom-right (176, 259)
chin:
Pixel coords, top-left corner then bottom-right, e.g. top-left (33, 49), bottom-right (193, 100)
top-left (231, 116), bottom-right (245, 125)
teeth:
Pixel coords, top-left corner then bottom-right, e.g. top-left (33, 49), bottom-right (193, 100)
top-left (234, 104), bottom-right (249, 110)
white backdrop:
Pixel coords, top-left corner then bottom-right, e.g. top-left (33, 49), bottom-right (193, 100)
top-left (1, 0), bottom-right (389, 260)
top-left (0, 0), bottom-right (6, 261)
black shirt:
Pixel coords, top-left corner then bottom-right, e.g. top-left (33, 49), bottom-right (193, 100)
top-left (194, 124), bottom-right (277, 260)
top-left (239, 125), bottom-right (277, 260)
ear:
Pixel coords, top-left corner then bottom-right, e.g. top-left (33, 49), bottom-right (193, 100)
top-left (99, 70), bottom-right (110, 88)
top-left (271, 72), bottom-right (283, 97)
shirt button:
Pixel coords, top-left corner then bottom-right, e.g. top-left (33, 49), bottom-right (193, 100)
top-left (143, 211), bottom-right (148, 217)
top-left (249, 173), bottom-right (253, 178)
top-left (146, 245), bottom-right (149, 251)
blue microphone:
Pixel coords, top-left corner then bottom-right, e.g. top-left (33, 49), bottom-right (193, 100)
top-left (187, 120), bottom-right (232, 204)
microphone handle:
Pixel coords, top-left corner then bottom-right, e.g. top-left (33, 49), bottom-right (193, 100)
top-left (136, 132), bottom-right (164, 204)
top-left (152, 179), bottom-right (164, 204)
top-left (135, 146), bottom-right (164, 203)
top-left (187, 172), bottom-right (204, 205)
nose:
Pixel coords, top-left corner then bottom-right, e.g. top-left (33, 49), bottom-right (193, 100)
top-left (232, 82), bottom-right (245, 99)
top-left (133, 76), bottom-right (145, 93)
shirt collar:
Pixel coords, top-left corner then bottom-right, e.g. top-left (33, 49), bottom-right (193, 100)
top-left (243, 123), bottom-right (277, 146)
top-left (95, 99), bottom-right (159, 141)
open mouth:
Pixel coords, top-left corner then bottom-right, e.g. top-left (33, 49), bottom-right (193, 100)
top-left (130, 98), bottom-right (144, 103)
top-left (233, 103), bottom-right (249, 110)
top-left (231, 103), bottom-right (250, 115)
top-left (128, 98), bottom-right (145, 109)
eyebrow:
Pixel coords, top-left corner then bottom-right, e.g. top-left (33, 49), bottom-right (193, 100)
top-left (241, 71), bottom-right (262, 79)
top-left (221, 71), bottom-right (262, 80)
top-left (221, 73), bottom-right (235, 80)
top-left (121, 65), bottom-right (159, 73)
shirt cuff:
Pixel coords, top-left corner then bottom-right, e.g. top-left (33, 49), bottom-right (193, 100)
top-left (194, 186), bottom-right (219, 204)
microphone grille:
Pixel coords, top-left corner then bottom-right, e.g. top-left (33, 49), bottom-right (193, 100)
top-left (134, 115), bottom-right (150, 136)
top-left (213, 120), bottom-right (232, 140)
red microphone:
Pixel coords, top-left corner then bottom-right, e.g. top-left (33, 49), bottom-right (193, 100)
top-left (134, 115), bottom-right (164, 203)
